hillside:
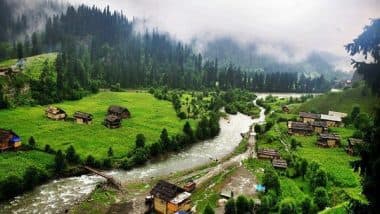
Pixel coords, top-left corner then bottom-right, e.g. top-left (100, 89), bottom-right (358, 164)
top-left (0, 53), bottom-right (57, 80)
top-left (295, 85), bottom-right (379, 115)
top-left (0, 91), bottom-right (195, 159)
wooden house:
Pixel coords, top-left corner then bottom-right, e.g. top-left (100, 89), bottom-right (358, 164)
top-left (150, 180), bottom-right (192, 214)
top-left (104, 115), bottom-right (121, 129)
top-left (257, 148), bottom-right (280, 159)
top-left (107, 105), bottom-right (131, 119)
top-left (272, 159), bottom-right (288, 169)
top-left (328, 111), bottom-right (347, 118)
top-left (320, 114), bottom-right (342, 127)
top-left (0, 129), bottom-right (21, 152)
top-left (288, 121), bottom-right (313, 135)
top-left (282, 105), bottom-right (290, 113)
top-left (317, 133), bottom-right (340, 148)
top-left (45, 106), bottom-right (67, 120)
top-left (346, 138), bottom-right (364, 156)
top-left (299, 112), bottom-right (320, 123)
top-left (310, 121), bottom-right (328, 134)
top-left (73, 111), bottom-right (93, 124)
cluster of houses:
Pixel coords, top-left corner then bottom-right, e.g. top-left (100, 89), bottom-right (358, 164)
top-left (288, 111), bottom-right (346, 148)
top-left (147, 180), bottom-right (194, 214)
top-left (287, 110), bottom-right (364, 155)
top-left (45, 105), bottom-right (130, 129)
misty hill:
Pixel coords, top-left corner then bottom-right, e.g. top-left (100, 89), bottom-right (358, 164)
top-left (202, 37), bottom-right (349, 80)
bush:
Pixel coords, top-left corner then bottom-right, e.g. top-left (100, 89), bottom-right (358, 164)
top-left (103, 158), bottom-right (112, 169)
top-left (66, 145), bottom-right (80, 164)
top-left (279, 198), bottom-right (297, 214)
top-left (300, 196), bottom-right (312, 214)
top-left (133, 147), bottom-right (148, 165)
top-left (314, 187), bottom-right (329, 210)
top-left (0, 176), bottom-right (23, 200)
top-left (135, 133), bottom-right (146, 148)
top-left (263, 170), bottom-right (281, 195)
top-left (225, 104), bottom-right (238, 114)
top-left (85, 155), bottom-right (96, 167)
top-left (203, 204), bottom-right (214, 214)
top-left (254, 124), bottom-right (261, 134)
top-left (224, 198), bottom-right (236, 214)
top-left (28, 136), bottom-right (36, 148)
top-left (311, 169), bottom-right (328, 190)
top-left (54, 150), bottom-right (66, 173)
top-left (177, 111), bottom-right (187, 119)
top-left (23, 166), bottom-right (47, 191)
top-left (44, 144), bottom-right (55, 154)
top-left (236, 195), bottom-right (253, 214)
top-left (120, 158), bottom-right (135, 170)
top-left (108, 147), bottom-right (114, 157)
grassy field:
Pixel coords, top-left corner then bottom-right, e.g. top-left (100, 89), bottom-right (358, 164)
top-left (296, 85), bottom-right (379, 115)
top-left (0, 151), bottom-right (54, 182)
top-left (0, 53), bottom-right (57, 80)
top-left (0, 91), bottom-right (195, 159)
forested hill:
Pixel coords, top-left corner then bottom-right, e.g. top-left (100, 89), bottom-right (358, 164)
top-left (202, 37), bottom-right (349, 81)
top-left (0, 2), bottom-right (332, 108)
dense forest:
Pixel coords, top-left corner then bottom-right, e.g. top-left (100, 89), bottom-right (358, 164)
top-left (0, 2), bottom-right (331, 107)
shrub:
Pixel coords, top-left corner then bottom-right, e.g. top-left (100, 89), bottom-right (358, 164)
top-left (103, 158), bottom-right (112, 169)
top-left (85, 155), bottom-right (96, 167)
top-left (44, 144), bottom-right (55, 154)
top-left (107, 147), bottom-right (113, 157)
top-left (263, 170), bottom-right (281, 195)
top-left (135, 133), bottom-right (146, 148)
top-left (177, 111), bottom-right (187, 119)
top-left (279, 198), bottom-right (297, 214)
top-left (224, 198), bottom-right (236, 214)
top-left (203, 204), bottom-right (214, 214)
top-left (66, 145), bottom-right (80, 164)
top-left (300, 196), bottom-right (312, 214)
top-left (311, 169), bottom-right (328, 190)
top-left (314, 187), bottom-right (329, 210)
top-left (54, 150), bottom-right (66, 173)
top-left (133, 147), bottom-right (148, 165)
top-left (0, 176), bottom-right (23, 200)
top-left (28, 136), bottom-right (36, 148)
top-left (149, 141), bottom-right (162, 156)
top-left (236, 195), bottom-right (252, 214)
top-left (121, 158), bottom-right (135, 170)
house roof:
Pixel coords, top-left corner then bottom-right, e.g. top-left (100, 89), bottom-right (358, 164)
top-left (310, 121), bottom-right (328, 128)
top-left (328, 111), bottom-right (347, 118)
top-left (108, 105), bottom-right (129, 114)
top-left (170, 192), bottom-right (191, 205)
top-left (320, 114), bottom-right (342, 122)
top-left (299, 112), bottom-right (320, 119)
top-left (105, 115), bottom-right (121, 122)
top-left (73, 111), bottom-right (93, 119)
top-left (319, 133), bottom-right (340, 140)
top-left (348, 138), bottom-right (364, 145)
top-left (272, 159), bottom-right (288, 169)
top-left (150, 180), bottom-right (185, 202)
top-left (45, 106), bottom-right (66, 114)
top-left (0, 129), bottom-right (17, 142)
top-left (258, 148), bottom-right (280, 157)
top-left (288, 121), bottom-right (313, 131)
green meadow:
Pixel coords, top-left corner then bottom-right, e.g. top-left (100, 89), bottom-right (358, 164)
top-left (0, 91), bottom-right (195, 159)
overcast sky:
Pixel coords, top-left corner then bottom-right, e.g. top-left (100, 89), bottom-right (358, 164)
top-left (68, 0), bottom-right (380, 71)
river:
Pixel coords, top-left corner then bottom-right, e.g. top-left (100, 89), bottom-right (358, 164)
top-left (0, 93), bottom-right (309, 214)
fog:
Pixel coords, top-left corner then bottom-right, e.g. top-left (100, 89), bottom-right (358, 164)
top-left (68, 0), bottom-right (379, 71)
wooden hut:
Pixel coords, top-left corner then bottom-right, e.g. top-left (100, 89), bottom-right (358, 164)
top-left (0, 129), bottom-right (21, 152)
top-left (346, 138), bottom-right (364, 156)
top-left (317, 133), bottom-right (340, 148)
top-left (257, 148), bottom-right (280, 159)
top-left (107, 105), bottom-right (131, 119)
top-left (272, 159), bottom-right (288, 169)
top-left (73, 111), bottom-right (93, 124)
top-left (310, 121), bottom-right (328, 134)
top-left (320, 114), bottom-right (342, 127)
top-left (288, 121), bottom-right (313, 135)
top-left (45, 106), bottom-right (67, 120)
top-left (299, 112), bottom-right (320, 123)
top-left (104, 115), bottom-right (121, 129)
top-left (150, 180), bottom-right (192, 214)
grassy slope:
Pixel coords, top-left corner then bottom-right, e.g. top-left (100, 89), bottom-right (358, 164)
top-left (0, 151), bottom-right (54, 182)
top-left (0, 91), bottom-right (195, 159)
top-left (296, 86), bottom-right (379, 115)
top-left (0, 53), bottom-right (57, 80)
